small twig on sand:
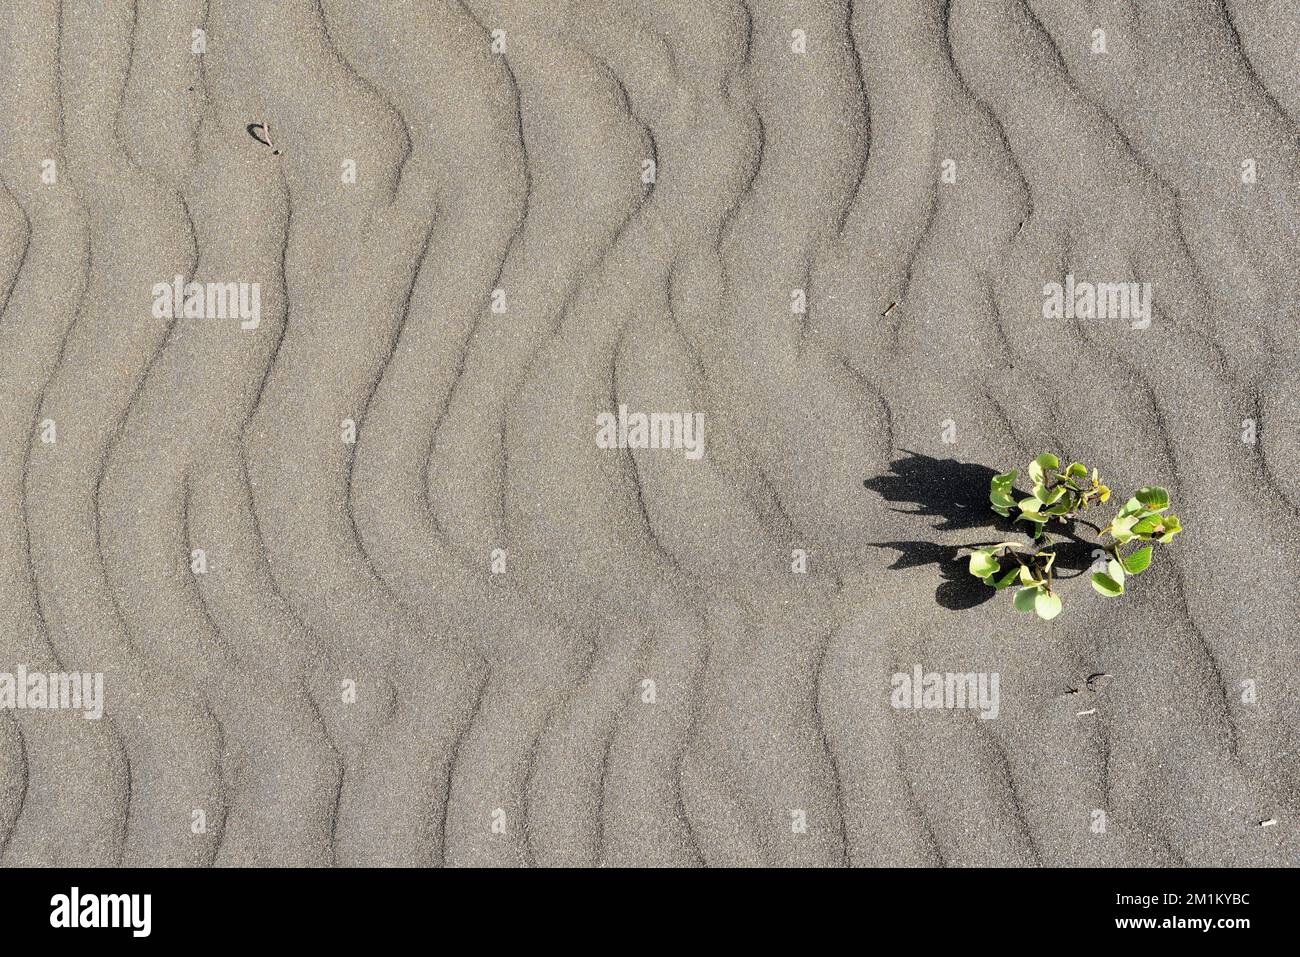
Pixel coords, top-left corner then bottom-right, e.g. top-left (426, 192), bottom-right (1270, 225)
top-left (248, 121), bottom-right (281, 155)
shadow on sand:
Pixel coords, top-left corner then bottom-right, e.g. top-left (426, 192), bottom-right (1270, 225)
top-left (863, 451), bottom-right (1097, 610)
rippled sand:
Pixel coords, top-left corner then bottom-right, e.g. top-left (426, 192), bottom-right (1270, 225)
top-left (0, 0), bottom-right (1296, 866)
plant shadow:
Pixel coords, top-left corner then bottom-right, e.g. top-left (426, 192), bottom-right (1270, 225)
top-left (863, 450), bottom-right (1098, 610)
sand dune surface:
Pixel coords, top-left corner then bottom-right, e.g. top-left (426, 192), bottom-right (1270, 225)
top-left (0, 0), bottom-right (1297, 867)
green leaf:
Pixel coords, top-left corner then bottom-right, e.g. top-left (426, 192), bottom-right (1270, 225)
top-left (1044, 486), bottom-right (1066, 504)
top-left (1118, 497), bottom-right (1144, 518)
top-left (1018, 564), bottom-right (1039, 586)
top-left (1111, 513), bottom-right (1137, 536)
top-left (1018, 497), bottom-right (1042, 514)
top-left (1066, 462), bottom-right (1088, 479)
top-left (1034, 590), bottom-right (1062, 621)
top-left (990, 566), bottom-right (1020, 589)
top-left (1135, 486), bottom-right (1169, 510)
top-left (1091, 572), bottom-right (1124, 597)
top-left (969, 550), bottom-right (1000, 578)
top-left (993, 470), bottom-right (1017, 487)
top-left (1122, 545), bottom-right (1153, 575)
top-left (1013, 587), bottom-right (1040, 612)
top-left (1034, 453), bottom-right (1060, 474)
top-left (990, 490), bottom-right (1015, 508)
top-left (1131, 515), bottom-right (1162, 536)
top-left (991, 504), bottom-right (1011, 517)
top-left (1106, 558), bottom-right (1125, 584)
top-left (1015, 512), bottom-right (1048, 527)
top-left (1158, 514), bottom-right (1182, 542)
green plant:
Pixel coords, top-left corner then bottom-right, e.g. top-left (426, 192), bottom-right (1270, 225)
top-left (967, 453), bottom-right (1183, 620)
